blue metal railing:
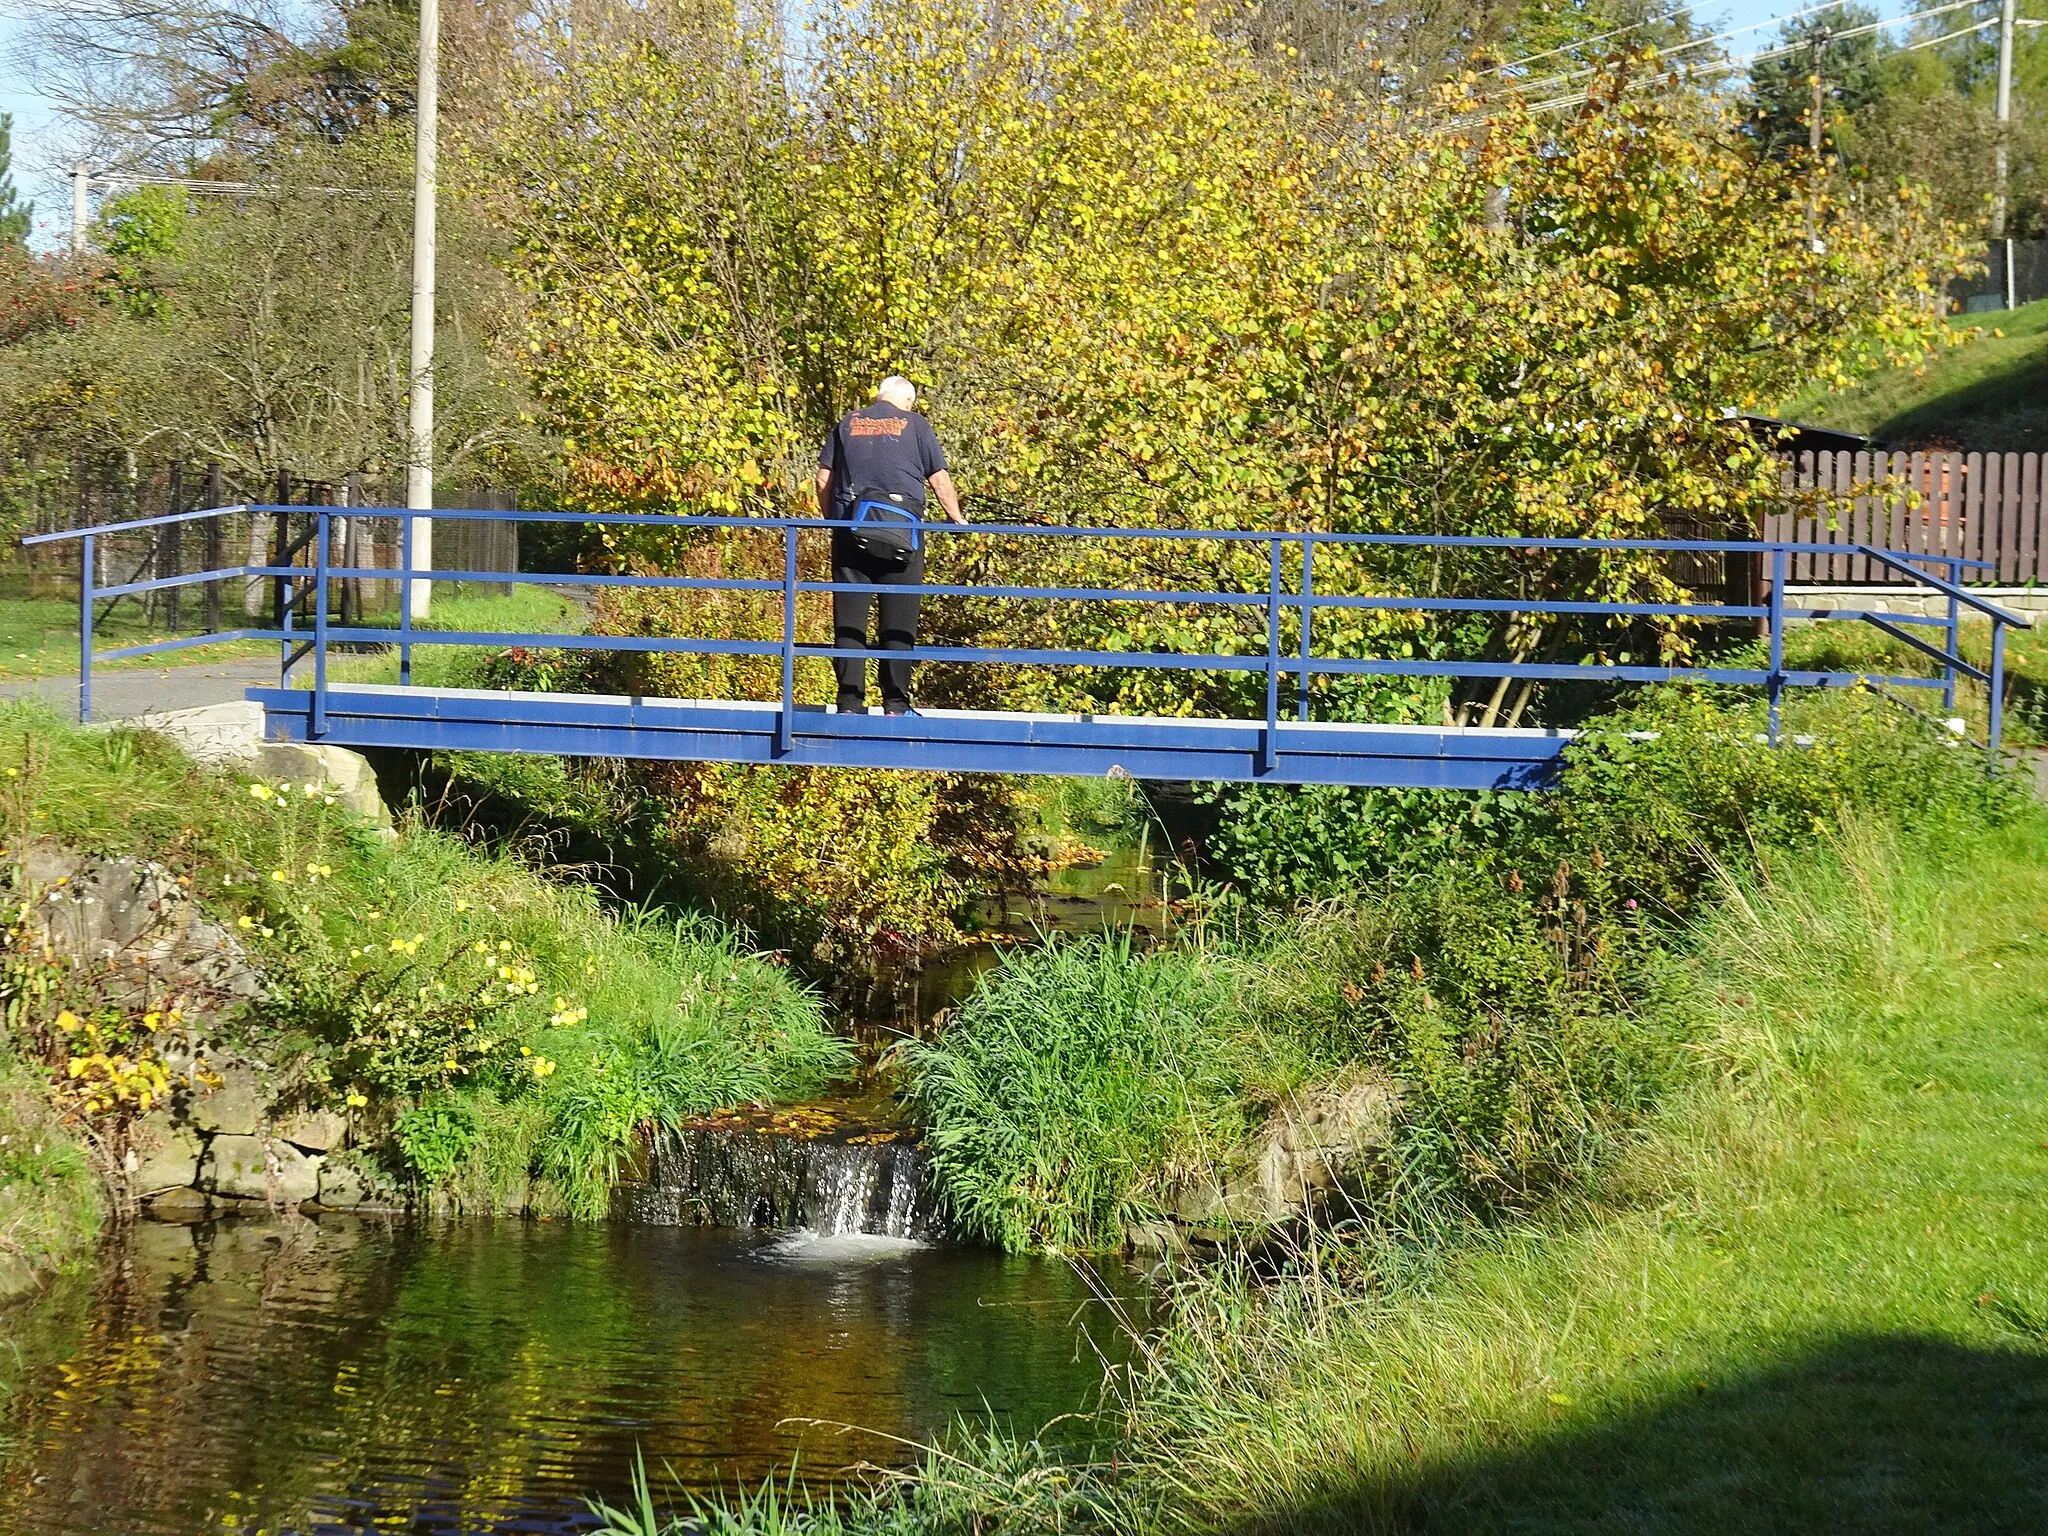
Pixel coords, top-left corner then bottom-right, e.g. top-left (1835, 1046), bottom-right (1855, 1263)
top-left (22, 503), bottom-right (2035, 762)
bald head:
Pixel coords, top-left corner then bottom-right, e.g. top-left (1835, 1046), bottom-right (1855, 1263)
top-left (876, 376), bottom-right (917, 409)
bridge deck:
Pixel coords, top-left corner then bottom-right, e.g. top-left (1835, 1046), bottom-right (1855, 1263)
top-left (251, 684), bottom-right (1571, 789)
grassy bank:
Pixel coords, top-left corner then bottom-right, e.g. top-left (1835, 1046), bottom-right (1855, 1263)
top-left (1771, 618), bottom-right (2048, 747)
top-left (1132, 813), bottom-right (2048, 1531)
top-left (0, 702), bottom-right (848, 1238)
top-left (0, 1055), bottom-right (100, 1299)
top-left (911, 687), bottom-right (2014, 1254)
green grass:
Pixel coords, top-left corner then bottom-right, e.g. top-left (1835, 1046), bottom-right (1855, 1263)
top-left (0, 592), bottom-right (272, 680)
top-left (0, 582), bottom-right (582, 685)
top-left (1778, 296), bottom-right (2048, 452)
top-left (1131, 814), bottom-right (2048, 1532)
top-left (910, 932), bottom-right (1261, 1251)
top-left (1771, 617), bottom-right (2048, 746)
top-left (316, 585), bottom-right (587, 689)
top-left (0, 701), bottom-right (848, 1219)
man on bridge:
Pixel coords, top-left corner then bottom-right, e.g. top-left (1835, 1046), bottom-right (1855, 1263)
top-left (815, 376), bottom-right (966, 716)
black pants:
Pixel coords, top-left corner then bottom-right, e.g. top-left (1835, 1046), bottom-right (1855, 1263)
top-left (832, 540), bottom-right (924, 711)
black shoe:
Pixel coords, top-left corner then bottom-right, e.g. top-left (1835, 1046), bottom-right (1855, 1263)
top-left (836, 699), bottom-right (866, 714)
top-left (883, 703), bottom-right (918, 717)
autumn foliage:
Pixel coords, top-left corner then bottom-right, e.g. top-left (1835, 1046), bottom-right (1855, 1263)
top-left (464, 0), bottom-right (1972, 942)
top-left (483, 0), bottom-right (1965, 720)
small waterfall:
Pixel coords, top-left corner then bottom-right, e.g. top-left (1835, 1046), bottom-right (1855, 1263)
top-left (626, 1123), bottom-right (940, 1239)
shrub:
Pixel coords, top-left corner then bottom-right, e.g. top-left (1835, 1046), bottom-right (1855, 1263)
top-left (1203, 686), bottom-right (2021, 913)
top-left (436, 596), bottom-right (1044, 960)
top-left (393, 1095), bottom-right (481, 1184)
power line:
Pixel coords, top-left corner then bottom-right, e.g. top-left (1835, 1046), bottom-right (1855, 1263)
top-left (1521, 13), bottom-right (2002, 117)
top-left (1496, 0), bottom-right (1972, 105)
top-left (87, 171), bottom-right (404, 198)
top-left (1477, 6), bottom-right (1696, 78)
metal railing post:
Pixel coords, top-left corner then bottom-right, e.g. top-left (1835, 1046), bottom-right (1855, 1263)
top-left (1263, 537), bottom-right (1282, 772)
top-left (312, 509), bottom-right (330, 738)
top-left (1297, 535), bottom-right (1315, 722)
top-left (398, 511), bottom-right (415, 687)
top-left (1988, 619), bottom-right (2007, 759)
top-left (277, 505), bottom-right (296, 687)
top-left (778, 522), bottom-right (797, 756)
top-left (1767, 546), bottom-right (1787, 745)
top-left (1944, 555), bottom-right (1961, 716)
top-left (78, 533), bottom-right (94, 725)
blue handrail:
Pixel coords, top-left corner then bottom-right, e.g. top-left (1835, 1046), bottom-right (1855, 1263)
top-left (24, 504), bottom-right (2033, 763)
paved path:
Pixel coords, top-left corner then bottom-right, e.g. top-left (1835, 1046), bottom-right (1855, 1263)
top-left (0, 659), bottom-right (279, 723)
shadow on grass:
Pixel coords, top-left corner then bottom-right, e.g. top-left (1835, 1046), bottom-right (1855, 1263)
top-left (1873, 347), bottom-right (2048, 454)
top-left (1259, 1334), bottom-right (2048, 1535)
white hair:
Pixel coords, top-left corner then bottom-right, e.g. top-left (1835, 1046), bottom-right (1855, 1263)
top-left (876, 375), bottom-right (917, 407)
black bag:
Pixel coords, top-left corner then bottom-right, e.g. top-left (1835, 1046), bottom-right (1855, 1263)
top-left (842, 486), bottom-right (921, 569)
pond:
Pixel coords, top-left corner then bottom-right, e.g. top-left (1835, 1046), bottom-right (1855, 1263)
top-left (0, 1216), bottom-right (1141, 1534)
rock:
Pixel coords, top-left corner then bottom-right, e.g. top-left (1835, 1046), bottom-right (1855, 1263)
top-left (1169, 1074), bottom-right (1398, 1230)
top-left (143, 1186), bottom-right (212, 1221)
top-left (189, 1062), bottom-right (265, 1137)
top-left (202, 1133), bottom-right (321, 1205)
top-left (251, 743), bottom-right (393, 831)
top-left (316, 1158), bottom-right (402, 1211)
top-left (18, 841), bottom-right (263, 1004)
top-left (123, 700), bottom-right (266, 767)
top-left (125, 1117), bottom-right (205, 1197)
top-left (113, 702), bottom-right (393, 833)
top-left (1125, 1219), bottom-right (1190, 1257)
top-left (209, 1194), bottom-right (278, 1219)
top-left (1256, 1073), bottom-right (1399, 1209)
top-left (273, 1107), bottom-right (348, 1152)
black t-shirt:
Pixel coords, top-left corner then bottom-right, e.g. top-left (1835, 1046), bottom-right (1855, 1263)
top-left (818, 402), bottom-right (948, 517)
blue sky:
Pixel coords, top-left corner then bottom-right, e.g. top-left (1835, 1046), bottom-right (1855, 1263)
top-left (0, 0), bottom-right (1923, 251)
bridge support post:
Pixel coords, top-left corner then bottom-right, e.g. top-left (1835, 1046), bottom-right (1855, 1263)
top-left (1943, 556), bottom-right (1961, 717)
top-left (1989, 619), bottom-right (2007, 759)
top-left (398, 512), bottom-right (415, 688)
top-left (1297, 536), bottom-right (1315, 721)
top-left (777, 523), bottom-right (796, 756)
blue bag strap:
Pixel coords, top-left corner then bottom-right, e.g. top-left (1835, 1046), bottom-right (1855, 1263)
top-left (850, 497), bottom-right (921, 552)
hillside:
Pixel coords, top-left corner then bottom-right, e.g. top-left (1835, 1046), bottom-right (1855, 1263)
top-left (1780, 297), bottom-right (2048, 454)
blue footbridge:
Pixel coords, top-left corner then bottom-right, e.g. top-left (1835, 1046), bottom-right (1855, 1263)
top-left (26, 506), bottom-right (2032, 791)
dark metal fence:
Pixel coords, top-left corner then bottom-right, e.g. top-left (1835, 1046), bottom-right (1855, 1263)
top-left (1762, 450), bottom-right (2046, 586)
top-left (12, 457), bottom-right (522, 631)
top-left (1950, 239), bottom-right (2048, 313)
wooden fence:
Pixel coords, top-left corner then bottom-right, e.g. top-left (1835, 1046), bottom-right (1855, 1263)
top-left (1762, 450), bottom-right (2046, 586)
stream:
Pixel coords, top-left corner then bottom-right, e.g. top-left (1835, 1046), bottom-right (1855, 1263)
top-left (0, 847), bottom-right (1170, 1534)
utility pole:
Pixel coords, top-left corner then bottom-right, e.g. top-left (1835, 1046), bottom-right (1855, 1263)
top-left (70, 161), bottom-right (87, 255)
top-left (1806, 28), bottom-right (1830, 252)
top-left (406, 0), bottom-right (438, 619)
top-left (1993, 0), bottom-right (2017, 308)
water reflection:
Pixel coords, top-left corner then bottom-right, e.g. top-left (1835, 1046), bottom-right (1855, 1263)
top-left (0, 1216), bottom-right (1136, 1535)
